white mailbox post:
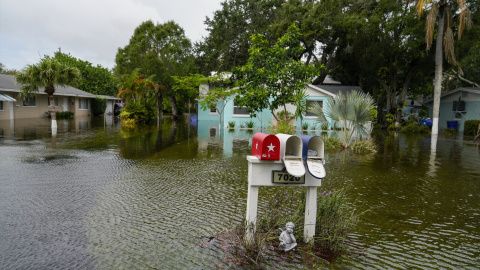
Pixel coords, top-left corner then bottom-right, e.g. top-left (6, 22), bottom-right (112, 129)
top-left (245, 156), bottom-right (321, 243)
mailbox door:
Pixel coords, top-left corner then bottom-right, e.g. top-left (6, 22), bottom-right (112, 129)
top-left (261, 135), bottom-right (279, 160)
top-left (276, 134), bottom-right (306, 177)
top-left (306, 158), bottom-right (325, 179)
top-left (252, 133), bottom-right (280, 160)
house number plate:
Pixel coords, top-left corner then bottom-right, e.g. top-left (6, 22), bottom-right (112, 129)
top-left (272, 170), bottom-right (305, 184)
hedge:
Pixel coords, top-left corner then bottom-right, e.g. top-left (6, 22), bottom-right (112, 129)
top-left (464, 120), bottom-right (480, 136)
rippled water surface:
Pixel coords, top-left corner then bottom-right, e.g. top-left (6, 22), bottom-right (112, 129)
top-left (0, 116), bottom-right (479, 269)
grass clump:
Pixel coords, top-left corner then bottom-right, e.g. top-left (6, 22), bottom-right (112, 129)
top-left (246, 120), bottom-right (256, 129)
top-left (302, 123), bottom-right (309, 131)
top-left (209, 188), bottom-right (363, 268)
top-left (400, 122), bottom-right (430, 134)
top-left (228, 121), bottom-right (235, 129)
top-left (350, 139), bottom-right (377, 154)
top-left (322, 136), bottom-right (342, 151)
top-left (267, 116), bottom-right (296, 135)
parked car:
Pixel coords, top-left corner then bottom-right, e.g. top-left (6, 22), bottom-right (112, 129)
top-left (114, 103), bottom-right (125, 116)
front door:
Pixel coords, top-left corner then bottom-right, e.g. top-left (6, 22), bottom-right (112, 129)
top-left (63, 98), bottom-right (68, 111)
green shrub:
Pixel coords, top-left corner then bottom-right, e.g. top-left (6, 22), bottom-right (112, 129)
top-left (245, 120), bottom-right (255, 129)
top-left (228, 121), bottom-right (236, 129)
top-left (400, 122), bottom-right (430, 134)
top-left (322, 136), bottom-right (342, 151)
top-left (267, 116), bottom-right (296, 135)
top-left (240, 122), bottom-right (245, 128)
top-left (464, 120), bottom-right (480, 136)
top-left (302, 123), bottom-right (309, 130)
top-left (91, 97), bottom-right (107, 116)
top-left (119, 99), bottom-right (156, 128)
top-left (321, 122), bottom-right (330, 131)
top-left (276, 110), bottom-right (294, 121)
top-left (45, 111), bottom-right (74, 119)
top-left (350, 139), bottom-right (377, 154)
top-left (443, 128), bottom-right (458, 135)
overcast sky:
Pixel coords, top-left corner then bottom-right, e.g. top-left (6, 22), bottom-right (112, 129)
top-left (0, 0), bottom-right (223, 71)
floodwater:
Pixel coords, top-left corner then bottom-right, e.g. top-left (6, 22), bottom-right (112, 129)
top-left (0, 116), bottom-right (479, 269)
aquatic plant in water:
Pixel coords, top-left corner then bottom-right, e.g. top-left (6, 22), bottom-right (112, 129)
top-left (211, 188), bottom-right (362, 267)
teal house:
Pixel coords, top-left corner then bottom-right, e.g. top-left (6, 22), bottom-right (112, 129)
top-left (197, 80), bottom-right (364, 131)
top-left (424, 87), bottom-right (480, 132)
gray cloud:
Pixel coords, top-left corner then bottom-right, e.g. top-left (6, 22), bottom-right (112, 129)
top-left (0, 0), bottom-right (221, 70)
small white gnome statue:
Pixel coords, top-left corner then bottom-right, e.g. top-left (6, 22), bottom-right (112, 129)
top-left (279, 221), bottom-right (297, 252)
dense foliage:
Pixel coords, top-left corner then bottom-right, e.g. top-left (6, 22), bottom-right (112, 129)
top-left (117, 69), bottom-right (158, 127)
top-left (115, 20), bottom-right (195, 118)
top-left (464, 120), bottom-right (480, 137)
top-left (52, 52), bottom-right (118, 96)
top-left (197, 0), bottom-right (480, 125)
top-left (91, 97), bottom-right (107, 116)
top-left (234, 24), bottom-right (320, 119)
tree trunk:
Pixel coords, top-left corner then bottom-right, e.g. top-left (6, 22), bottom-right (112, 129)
top-left (432, 5), bottom-right (445, 136)
top-left (396, 68), bottom-right (414, 123)
top-left (156, 89), bottom-right (164, 122)
top-left (168, 95), bottom-right (179, 120)
top-left (47, 91), bottom-right (57, 131)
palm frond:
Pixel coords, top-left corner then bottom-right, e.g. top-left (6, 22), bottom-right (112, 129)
top-left (443, 27), bottom-right (457, 65)
top-left (425, 3), bottom-right (438, 50)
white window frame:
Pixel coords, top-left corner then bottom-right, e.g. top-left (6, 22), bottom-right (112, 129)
top-left (209, 105), bottom-right (217, 115)
top-left (305, 100), bottom-right (323, 118)
top-left (233, 102), bottom-right (249, 117)
top-left (23, 96), bottom-right (36, 107)
top-left (79, 98), bottom-right (89, 110)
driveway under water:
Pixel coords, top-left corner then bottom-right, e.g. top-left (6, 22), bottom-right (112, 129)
top-left (0, 116), bottom-right (479, 269)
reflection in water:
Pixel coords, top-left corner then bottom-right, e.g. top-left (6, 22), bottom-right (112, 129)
top-left (0, 117), bottom-right (479, 269)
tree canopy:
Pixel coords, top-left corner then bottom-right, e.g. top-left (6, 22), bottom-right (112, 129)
top-left (52, 52), bottom-right (118, 96)
top-left (115, 20), bottom-right (195, 117)
top-left (233, 24), bottom-right (321, 119)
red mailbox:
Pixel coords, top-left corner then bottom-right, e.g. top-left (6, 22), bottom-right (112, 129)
top-left (251, 132), bottom-right (280, 160)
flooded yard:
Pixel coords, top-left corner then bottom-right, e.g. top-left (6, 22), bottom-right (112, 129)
top-left (0, 116), bottom-right (479, 269)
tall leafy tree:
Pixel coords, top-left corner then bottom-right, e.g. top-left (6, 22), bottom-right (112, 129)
top-left (328, 0), bottom-right (434, 123)
top-left (414, 0), bottom-right (473, 135)
top-left (52, 52), bottom-right (118, 96)
top-left (15, 57), bottom-right (81, 129)
top-left (234, 24), bottom-right (320, 120)
top-left (271, 0), bottom-right (348, 84)
top-left (115, 20), bottom-right (195, 119)
top-left (196, 0), bottom-right (285, 74)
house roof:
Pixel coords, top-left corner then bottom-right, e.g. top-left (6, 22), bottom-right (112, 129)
top-left (423, 87), bottom-right (480, 104)
top-left (0, 74), bottom-right (117, 100)
top-left (312, 84), bottom-right (364, 96)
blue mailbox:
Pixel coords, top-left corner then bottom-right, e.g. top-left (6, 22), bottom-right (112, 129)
top-left (298, 135), bottom-right (326, 179)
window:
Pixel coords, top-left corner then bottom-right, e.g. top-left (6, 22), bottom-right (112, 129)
top-left (209, 106), bottom-right (217, 114)
top-left (23, 96), bottom-right (36, 107)
top-left (79, 99), bottom-right (89, 110)
top-left (233, 102), bottom-right (248, 115)
top-left (48, 97), bottom-right (59, 107)
top-left (0, 101), bottom-right (3, 111)
top-left (306, 100), bottom-right (323, 117)
top-left (209, 127), bottom-right (217, 137)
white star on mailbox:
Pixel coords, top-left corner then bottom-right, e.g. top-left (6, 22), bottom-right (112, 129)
top-left (267, 143), bottom-right (276, 152)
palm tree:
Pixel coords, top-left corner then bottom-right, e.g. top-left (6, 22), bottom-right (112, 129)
top-left (310, 90), bottom-right (375, 148)
top-left (414, 0), bottom-right (473, 136)
top-left (16, 57), bottom-right (81, 130)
